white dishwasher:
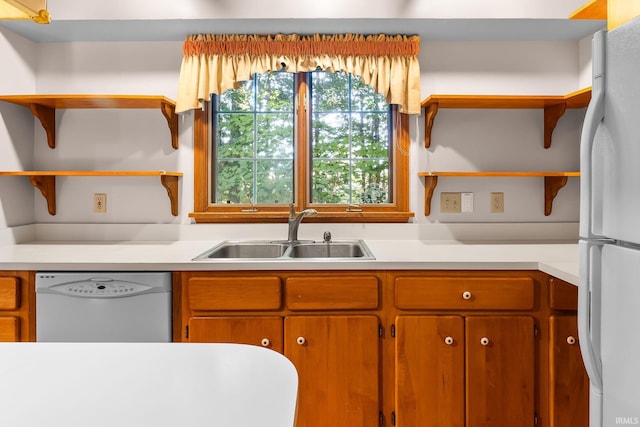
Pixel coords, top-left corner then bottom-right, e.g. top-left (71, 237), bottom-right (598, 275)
top-left (36, 272), bottom-right (172, 342)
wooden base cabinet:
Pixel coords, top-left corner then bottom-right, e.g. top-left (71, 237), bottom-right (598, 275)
top-left (180, 272), bottom-right (383, 427)
top-left (285, 315), bottom-right (380, 427)
top-left (395, 315), bottom-right (534, 427)
top-left (0, 271), bottom-right (34, 342)
top-left (179, 270), bottom-right (588, 427)
top-left (186, 314), bottom-right (381, 427)
top-left (395, 315), bottom-right (465, 427)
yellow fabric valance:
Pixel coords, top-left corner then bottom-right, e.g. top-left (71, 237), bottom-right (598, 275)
top-left (176, 33), bottom-right (421, 115)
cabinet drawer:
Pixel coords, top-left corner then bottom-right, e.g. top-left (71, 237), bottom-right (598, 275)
top-left (188, 276), bottom-right (282, 311)
top-left (549, 277), bottom-right (578, 310)
top-left (0, 277), bottom-right (19, 310)
top-left (395, 276), bottom-right (534, 310)
top-left (285, 276), bottom-right (379, 310)
top-left (0, 317), bottom-right (19, 342)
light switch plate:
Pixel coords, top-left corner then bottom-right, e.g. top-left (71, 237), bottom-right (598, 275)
top-left (461, 192), bottom-right (474, 213)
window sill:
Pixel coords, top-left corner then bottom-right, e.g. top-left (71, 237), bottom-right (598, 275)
top-left (189, 211), bottom-right (414, 224)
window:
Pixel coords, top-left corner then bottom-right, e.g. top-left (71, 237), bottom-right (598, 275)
top-left (191, 70), bottom-right (412, 223)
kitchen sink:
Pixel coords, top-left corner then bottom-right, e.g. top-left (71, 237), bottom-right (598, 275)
top-left (195, 241), bottom-right (289, 259)
top-left (193, 240), bottom-right (374, 260)
top-left (288, 242), bottom-right (370, 258)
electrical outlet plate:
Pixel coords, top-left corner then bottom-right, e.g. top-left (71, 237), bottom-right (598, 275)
top-left (94, 193), bottom-right (107, 213)
top-left (440, 192), bottom-right (462, 213)
top-left (491, 192), bottom-right (504, 213)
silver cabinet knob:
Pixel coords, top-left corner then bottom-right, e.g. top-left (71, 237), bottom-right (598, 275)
top-left (462, 291), bottom-right (472, 300)
top-left (444, 336), bottom-right (454, 345)
top-left (480, 337), bottom-right (490, 346)
top-left (260, 338), bottom-right (271, 347)
top-left (566, 336), bottom-right (576, 345)
top-left (296, 336), bottom-right (306, 345)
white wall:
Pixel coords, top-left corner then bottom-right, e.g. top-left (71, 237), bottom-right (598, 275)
top-left (0, 0), bottom-right (595, 230)
top-left (32, 41), bottom-right (192, 224)
top-left (0, 28), bottom-right (37, 228)
top-left (415, 41), bottom-right (583, 223)
top-left (20, 38), bottom-right (585, 225)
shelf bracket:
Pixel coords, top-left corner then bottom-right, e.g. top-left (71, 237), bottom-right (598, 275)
top-left (544, 176), bottom-right (569, 216)
top-left (28, 175), bottom-right (56, 215)
top-left (160, 175), bottom-right (179, 216)
top-left (543, 103), bottom-right (567, 149)
top-left (160, 100), bottom-right (179, 149)
top-left (29, 104), bottom-right (56, 149)
top-left (423, 175), bottom-right (438, 216)
top-left (424, 102), bottom-right (439, 148)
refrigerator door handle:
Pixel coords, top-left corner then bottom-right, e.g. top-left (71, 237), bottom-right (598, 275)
top-left (578, 240), bottom-right (603, 393)
top-left (579, 31), bottom-right (606, 240)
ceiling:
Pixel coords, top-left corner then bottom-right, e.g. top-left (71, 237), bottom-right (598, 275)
top-left (0, 18), bottom-right (606, 43)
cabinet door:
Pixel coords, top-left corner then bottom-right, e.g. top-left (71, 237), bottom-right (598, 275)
top-left (466, 316), bottom-right (535, 427)
top-left (188, 317), bottom-right (283, 353)
top-left (0, 317), bottom-right (19, 342)
top-left (285, 315), bottom-right (380, 427)
top-left (395, 315), bottom-right (464, 427)
top-left (549, 315), bottom-right (589, 427)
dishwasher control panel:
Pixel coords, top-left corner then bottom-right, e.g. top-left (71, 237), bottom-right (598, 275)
top-left (36, 274), bottom-right (162, 299)
top-left (56, 281), bottom-right (151, 297)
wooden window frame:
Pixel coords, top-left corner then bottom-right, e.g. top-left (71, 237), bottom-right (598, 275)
top-left (189, 73), bottom-right (413, 223)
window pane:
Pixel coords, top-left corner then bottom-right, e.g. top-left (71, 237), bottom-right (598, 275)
top-left (213, 72), bottom-right (294, 205)
top-left (256, 113), bottom-right (294, 158)
top-left (312, 71), bottom-right (349, 112)
top-left (256, 160), bottom-right (294, 204)
top-left (352, 113), bottom-right (389, 158)
top-left (216, 113), bottom-right (254, 158)
top-left (310, 72), bottom-right (391, 204)
top-left (311, 113), bottom-right (349, 158)
top-left (312, 160), bottom-right (351, 204)
top-left (215, 160), bottom-right (254, 204)
top-left (218, 80), bottom-right (254, 111)
top-left (354, 160), bottom-right (390, 204)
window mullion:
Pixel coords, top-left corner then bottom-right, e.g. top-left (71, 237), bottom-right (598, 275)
top-left (295, 73), bottom-right (310, 210)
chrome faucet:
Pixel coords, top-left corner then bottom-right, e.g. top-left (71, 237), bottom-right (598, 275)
top-left (287, 204), bottom-right (317, 242)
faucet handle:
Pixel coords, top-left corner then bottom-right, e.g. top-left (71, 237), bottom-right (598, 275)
top-left (323, 231), bottom-right (332, 242)
top-left (288, 203), bottom-right (296, 219)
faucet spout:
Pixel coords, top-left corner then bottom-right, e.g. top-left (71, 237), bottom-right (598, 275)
top-left (287, 204), bottom-right (317, 242)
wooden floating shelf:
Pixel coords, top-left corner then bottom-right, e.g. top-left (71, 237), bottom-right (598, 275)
top-left (0, 95), bottom-right (179, 149)
top-left (0, 170), bottom-right (182, 216)
top-left (421, 88), bottom-right (592, 149)
top-left (418, 172), bottom-right (580, 217)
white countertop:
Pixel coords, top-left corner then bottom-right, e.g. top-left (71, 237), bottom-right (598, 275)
top-left (0, 239), bottom-right (579, 285)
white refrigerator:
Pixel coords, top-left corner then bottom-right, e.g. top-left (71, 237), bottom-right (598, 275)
top-left (579, 16), bottom-right (640, 427)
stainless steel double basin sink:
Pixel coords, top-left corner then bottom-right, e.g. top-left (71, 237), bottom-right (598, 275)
top-left (193, 240), bottom-right (375, 260)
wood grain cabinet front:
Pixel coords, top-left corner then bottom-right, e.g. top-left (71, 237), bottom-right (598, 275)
top-left (0, 272), bottom-right (33, 342)
top-left (178, 270), bottom-right (587, 427)
top-left (285, 275), bottom-right (379, 310)
top-left (395, 315), bottom-right (535, 427)
top-left (179, 272), bottom-right (384, 427)
top-left (395, 276), bottom-right (535, 310)
top-left (187, 276), bottom-right (282, 311)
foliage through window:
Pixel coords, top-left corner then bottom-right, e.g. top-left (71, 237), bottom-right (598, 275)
top-left (191, 70), bottom-right (412, 223)
top-left (213, 70), bottom-right (391, 206)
